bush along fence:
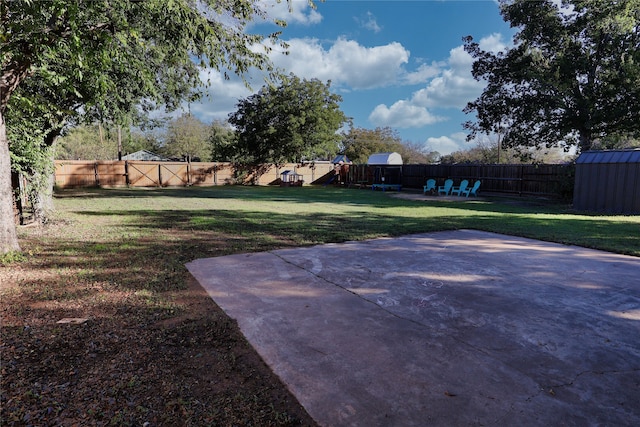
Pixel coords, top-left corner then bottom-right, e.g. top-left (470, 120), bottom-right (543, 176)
top-left (53, 160), bottom-right (575, 199)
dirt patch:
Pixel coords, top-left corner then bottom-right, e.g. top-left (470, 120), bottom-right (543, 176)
top-left (1, 235), bottom-right (317, 426)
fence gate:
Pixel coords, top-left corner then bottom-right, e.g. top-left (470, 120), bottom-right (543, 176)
top-left (159, 163), bottom-right (189, 186)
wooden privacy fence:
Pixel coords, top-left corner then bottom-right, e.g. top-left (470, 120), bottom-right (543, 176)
top-left (54, 160), bottom-right (335, 188)
top-left (348, 163), bottom-right (574, 199)
top-left (55, 160), bottom-right (573, 198)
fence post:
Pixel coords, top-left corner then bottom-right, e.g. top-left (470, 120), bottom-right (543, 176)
top-left (158, 164), bottom-right (162, 187)
top-left (519, 165), bottom-right (523, 196)
top-left (94, 162), bottom-right (100, 187)
top-left (124, 160), bottom-right (130, 187)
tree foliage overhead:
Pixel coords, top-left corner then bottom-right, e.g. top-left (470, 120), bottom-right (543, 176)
top-left (0, 0), bottom-right (287, 253)
top-left (463, 0), bottom-right (640, 153)
top-left (3, 0), bottom-right (284, 159)
top-left (228, 74), bottom-right (348, 166)
top-left (2, 0), bottom-right (283, 116)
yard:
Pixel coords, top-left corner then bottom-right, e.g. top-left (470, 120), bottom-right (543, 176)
top-left (2, 186), bottom-right (639, 426)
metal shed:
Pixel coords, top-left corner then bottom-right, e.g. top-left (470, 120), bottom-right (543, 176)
top-left (573, 149), bottom-right (640, 214)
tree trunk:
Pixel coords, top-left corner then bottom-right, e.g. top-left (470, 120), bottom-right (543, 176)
top-left (578, 129), bottom-right (593, 153)
top-left (32, 163), bottom-right (55, 224)
top-left (32, 130), bottom-right (62, 224)
top-left (0, 110), bottom-right (21, 254)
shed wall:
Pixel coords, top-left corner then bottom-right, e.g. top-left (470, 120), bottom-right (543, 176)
top-left (573, 150), bottom-right (640, 214)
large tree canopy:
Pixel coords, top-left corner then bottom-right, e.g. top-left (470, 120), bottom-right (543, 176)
top-left (209, 120), bottom-right (237, 162)
top-left (228, 74), bottom-right (348, 166)
top-left (1, 0), bottom-right (287, 253)
top-left (164, 113), bottom-right (211, 162)
top-left (463, 0), bottom-right (640, 154)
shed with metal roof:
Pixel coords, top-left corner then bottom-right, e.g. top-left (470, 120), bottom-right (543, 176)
top-left (573, 149), bottom-right (640, 214)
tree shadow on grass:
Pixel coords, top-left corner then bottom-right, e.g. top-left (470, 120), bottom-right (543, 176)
top-left (54, 186), bottom-right (580, 215)
top-left (55, 186), bottom-right (640, 236)
top-left (5, 189), bottom-right (639, 425)
top-left (72, 206), bottom-right (640, 266)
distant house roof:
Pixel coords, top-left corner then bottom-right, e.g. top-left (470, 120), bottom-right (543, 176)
top-left (367, 152), bottom-right (403, 165)
top-left (121, 150), bottom-right (170, 161)
top-left (331, 154), bottom-right (351, 164)
top-left (576, 149), bottom-right (640, 164)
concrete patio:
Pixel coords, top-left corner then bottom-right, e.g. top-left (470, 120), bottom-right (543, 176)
top-left (187, 230), bottom-right (640, 426)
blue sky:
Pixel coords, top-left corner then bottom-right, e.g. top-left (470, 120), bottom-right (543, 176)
top-left (189, 0), bottom-right (515, 155)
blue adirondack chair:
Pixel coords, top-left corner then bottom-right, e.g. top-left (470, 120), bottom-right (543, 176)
top-left (450, 179), bottom-right (469, 196)
top-left (461, 180), bottom-right (481, 197)
top-left (437, 179), bottom-right (454, 195)
top-left (423, 179), bottom-right (436, 194)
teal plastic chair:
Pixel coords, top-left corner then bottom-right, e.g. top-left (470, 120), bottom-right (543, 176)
top-left (423, 179), bottom-right (436, 194)
top-left (451, 179), bottom-right (469, 196)
top-left (437, 179), bottom-right (453, 195)
top-left (461, 180), bottom-right (481, 197)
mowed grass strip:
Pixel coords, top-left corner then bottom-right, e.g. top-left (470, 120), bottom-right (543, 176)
top-left (51, 186), bottom-right (640, 257)
top-left (2, 186), bottom-right (638, 426)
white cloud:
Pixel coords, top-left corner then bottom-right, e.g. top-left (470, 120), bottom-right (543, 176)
top-left (410, 45), bottom-right (483, 109)
top-left (478, 32), bottom-right (508, 54)
top-left (184, 36), bottom-right (411, 124)
top-left (366, 33), bottom-right (510, 130)
top-left (186, 70), bottom-right (254, 123)
top-left (185, 29), bottom-right (512, 136)
top-left (257, 0), bottom-right (322, 25)
top-left (356, 11), bottom-right (382, 33)
top-left (369, 101), bottom-right (446, 128)
top-left (269, 37), bottom-right (410, 89)
top-left (403, 61), bottom-right (444, 85)
top-left (426, 132), bottom-right (471, 155)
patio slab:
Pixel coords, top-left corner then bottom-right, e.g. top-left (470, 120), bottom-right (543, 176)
top-left (186, 230), bottom-right (640, 426)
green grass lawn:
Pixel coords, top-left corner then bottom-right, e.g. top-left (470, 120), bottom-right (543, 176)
top-left (51, 185), bottom-right (640, 258)
top-left (3, 185), bottom-right (638, 426)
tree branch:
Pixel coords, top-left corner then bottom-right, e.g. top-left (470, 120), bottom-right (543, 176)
top-left (1, 61), bottom-right (32, 114)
